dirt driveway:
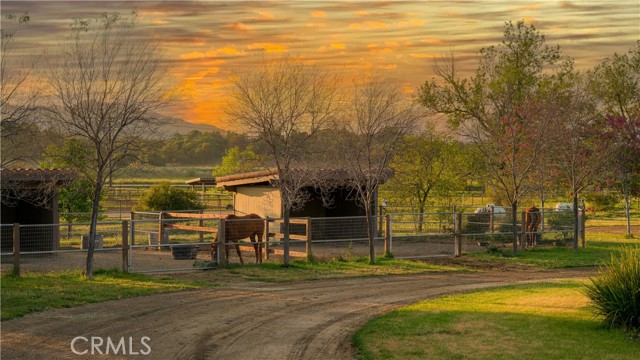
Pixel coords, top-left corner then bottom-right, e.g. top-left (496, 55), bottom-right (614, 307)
top-left (2, 267), bottom-right (593, 360)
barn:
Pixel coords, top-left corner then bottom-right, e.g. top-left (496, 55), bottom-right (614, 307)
top-left (215, 169), bottom-right (390, 241)
top-left (1, 168), bottom-right (76, 252)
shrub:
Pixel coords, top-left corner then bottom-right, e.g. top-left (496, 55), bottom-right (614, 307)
top-left (136, 182), bottom-right (203, 211)
top-left (545, 211), bottom-right (574, 230)
top-left (462, 212), bottom-right (490, 234)
top-left (584, 246), bottom-right (640, 332)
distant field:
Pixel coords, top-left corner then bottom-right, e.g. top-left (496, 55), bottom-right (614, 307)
top-left (114, 165), bottom-right (215, 184)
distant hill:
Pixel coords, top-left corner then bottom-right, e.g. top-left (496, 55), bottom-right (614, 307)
top-left (158, 116), bottom-right (224, 136)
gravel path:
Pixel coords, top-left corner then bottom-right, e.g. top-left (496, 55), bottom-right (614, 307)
top-left (1, 268), bottom-right (593, 360)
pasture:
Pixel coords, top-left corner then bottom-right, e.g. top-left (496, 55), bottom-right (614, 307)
top-left (354, 281), bottom-right (640, 360)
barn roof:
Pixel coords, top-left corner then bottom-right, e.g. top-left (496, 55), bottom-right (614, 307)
top-left (185, 177), bottom-right (217, 186)
top-left (1, 168), bottom-right (76, 189)
top-left (215, 168), bottom-right (393, 190)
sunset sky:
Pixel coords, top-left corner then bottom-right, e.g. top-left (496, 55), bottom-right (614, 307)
top-left (3, 1), bottom-right (639, 131)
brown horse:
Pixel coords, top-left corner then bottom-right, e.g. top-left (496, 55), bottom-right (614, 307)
top-left (524, 206), bottom-right (541, 247)
top-left (211, 213), bottom-right (264, 264)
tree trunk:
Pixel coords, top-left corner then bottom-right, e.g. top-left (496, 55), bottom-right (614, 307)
top-left (366, 203), bottom-right (376, 264)
top-left (622, 182), bottom-right (632, 237)
top-left (511, 201), bottom-right (518, 255)
top-left (283, 208), bottom-right (290, 267)
top-left (418, 203), bottom-right (425, 232)
top-left (540, 199), bottom-right (545, 233)
top-left (86, 177), bottom-right (103, 279)
top-left (573, 193), bottom-right (579, 252)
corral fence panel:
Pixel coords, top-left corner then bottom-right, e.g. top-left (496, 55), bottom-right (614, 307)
top-left (388, 212), bottom-right (458, 258)
top-left (0, 222), bottom-right (123, 274)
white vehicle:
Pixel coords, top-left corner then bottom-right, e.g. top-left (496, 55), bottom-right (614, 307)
top-left (554, 203), bottom-right (574, 211)
top-left (474, 204), bottom-right (507, 217)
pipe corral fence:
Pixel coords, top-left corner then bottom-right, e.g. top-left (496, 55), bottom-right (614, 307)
top-left (1, 208), bottom-right (585, 275)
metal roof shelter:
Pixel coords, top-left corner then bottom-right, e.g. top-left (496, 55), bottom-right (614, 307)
top-left (1, 168), bottom-right (76, 251)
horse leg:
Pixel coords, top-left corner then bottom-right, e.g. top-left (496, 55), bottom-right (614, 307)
top-left (211, 234), bottom-right (218, 261)
top-left (257, 233), bottom-right (263, 263)
top-left (235, 242), bottom-right (244, 264)
top-left (250, 234), bottom-right (259, 263)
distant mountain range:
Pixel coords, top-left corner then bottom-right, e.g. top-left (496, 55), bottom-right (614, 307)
top-left (158, 116), bottom-right (224, 136)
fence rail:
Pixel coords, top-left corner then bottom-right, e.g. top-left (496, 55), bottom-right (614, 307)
top-left (1, 208), bottom-right (586, 275)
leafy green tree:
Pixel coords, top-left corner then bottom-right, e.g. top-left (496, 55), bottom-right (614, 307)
top-left (137, 182), bottom-right (202, 211)
top-left (40, 139), bottom-right (97, 223)
top-left (386, 130), bottom-right (473, 230)
top-left (420, 20), bottom-right (572, 253)
top-left (212, 146), bottom-right (264, 176)
top-left (589, 42), bottom-right (640, 236)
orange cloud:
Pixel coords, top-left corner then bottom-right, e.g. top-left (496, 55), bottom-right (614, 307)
top-left (421, 38), bottom-right (446, 45)
top-left (397, 19), bottom-right (425, 27)
top-left (331, 43), bottom-right (346, 50)
top-left (257, 11), bottom-right (276, 20)
top-left (410, 53), bottom-right (438, 59)
top-left (226, 22), bottom-right (250, 32)
top-left (378, 63), bottom-right (397, 70)
top-left (179, 47), bottom-right (245, 60)
top-left (348, 21), bottom-right (389, 30)
top-left (311, 10), bottom-right (327, 18)
top-left (247, 42), bottom-right (288, 53)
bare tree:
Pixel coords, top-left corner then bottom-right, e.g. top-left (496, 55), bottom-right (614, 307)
top-left (226, 56), bottom-right (339, 266)
top-left (1, 13), bottom-right (42, 167)
top-left (335, 77), bottom-right (422, 264)
top-left (44, 12), bottom-right (173, 278)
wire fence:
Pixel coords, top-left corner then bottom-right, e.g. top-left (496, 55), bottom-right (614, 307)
top-left (1, 208), bottom-right (585, 274)
top-left (1, 222), bottom-right (124, 274)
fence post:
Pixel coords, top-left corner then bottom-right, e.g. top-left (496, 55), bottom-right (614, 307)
top-left (455, 213), bottom-right (462, 256)
top-left (490, 206), bottom-right (495, 234)
top-left (218, 218), bottom-right (227, 267)
top-left (199, 209), bottom-right (204, 243)
top-left (580, 207), bottom-right (586, 248)
top-left (158, 211), bottom-right (166, 250)
top-left (122, 220), bottom-right (129, 273)
top-left (521, 211), bottom-right (527, 251)
top-left (384, 214), bottom-right (392, 255)
top-left (12, 223), bottom-right (20, 277)
top-left (264, 217), bottom-right (270, 260)
top-left (306, 217), bottom-right (313, 261)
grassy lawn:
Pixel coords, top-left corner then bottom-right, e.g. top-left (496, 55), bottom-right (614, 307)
top-left (354, 281), bottom-right (640, 360)
top-left (222, 256), bottom-right (467, 282)
top-left (468, 234), bottom-right (640, 268)
top-left (0, 268), bottom-right (213, 321)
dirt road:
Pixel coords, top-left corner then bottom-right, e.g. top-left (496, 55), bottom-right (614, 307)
top-left (1, 268), bottom-right (592, 360)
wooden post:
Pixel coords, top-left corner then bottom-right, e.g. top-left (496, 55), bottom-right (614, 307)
top-left (580, 207), bottom-right (586, 248)
top-left (521, 211), bottom-right (527, 252)
top-left (264, 217), bottom-right (270, 260)
top-left (199, 209), bottom-right (204, 243)
top-left (306, 217), bottom-right (313, 261)
top-left (384, 214), bottom-right (392, 255)
top-left (12, 223), bottom-right (20, 277)
top-left (158, 211), bottom-right (166, 250)
top-left (122, 220), bottom-right (129, 273)
top-left (454, 213), bottom-right (462, 256)
top-left (490, 206), bottom-right (495, 235)
top-left (218, 218), bottom-right (227, 267)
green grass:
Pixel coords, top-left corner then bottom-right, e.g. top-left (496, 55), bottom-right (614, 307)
top-left (0, 268), bottom-right (213, 321)
top-left (354, 281), bottom-right (640, 360)
top-left (468, 234), bottom-right (640, 268)
top-left (223, 256), bottom-right (466, 282)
